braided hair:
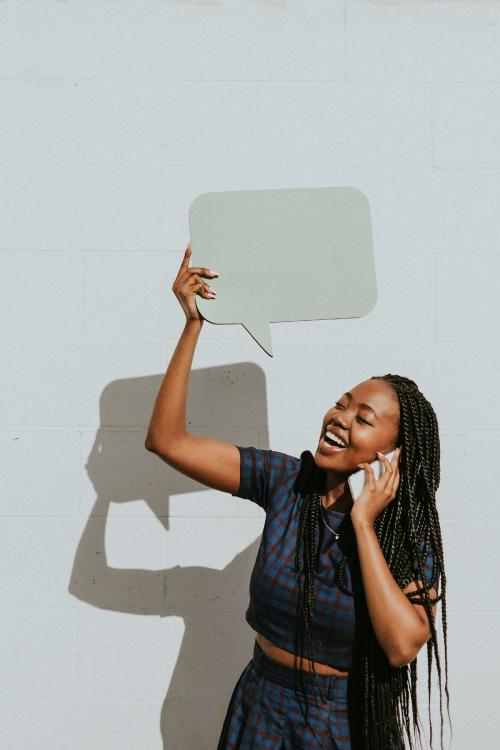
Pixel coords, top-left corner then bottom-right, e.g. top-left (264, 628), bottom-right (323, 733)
top-left (292, 374), bottom-right (450, 750)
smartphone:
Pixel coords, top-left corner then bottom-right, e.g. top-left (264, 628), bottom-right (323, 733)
top-left (347, 448), bottom-right (398, 502)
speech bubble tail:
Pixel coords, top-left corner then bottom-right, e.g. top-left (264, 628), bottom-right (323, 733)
top-left (242, 321), bottom-right (273, 357)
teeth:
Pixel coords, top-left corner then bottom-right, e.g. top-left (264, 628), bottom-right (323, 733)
top-left (325, 430), bottom-right (346, 448)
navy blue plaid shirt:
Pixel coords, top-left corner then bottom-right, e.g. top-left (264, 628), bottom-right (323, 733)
top-left (232, 446), bottom-right (440, 671)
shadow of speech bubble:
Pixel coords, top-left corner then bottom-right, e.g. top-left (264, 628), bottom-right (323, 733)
top-left (189, 186), bottom-right (377, 357)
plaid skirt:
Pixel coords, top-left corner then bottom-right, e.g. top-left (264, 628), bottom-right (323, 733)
top-left (216, 639), bottom-right (352, 750)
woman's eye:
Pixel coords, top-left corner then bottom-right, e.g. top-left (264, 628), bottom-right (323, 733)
top-left (333, 403), bottom-right (371, 425)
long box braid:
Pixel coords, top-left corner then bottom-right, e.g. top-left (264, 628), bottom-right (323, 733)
top-left (292, 374), bottom-right (450, 750)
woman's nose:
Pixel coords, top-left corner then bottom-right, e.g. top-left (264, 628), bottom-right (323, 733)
top-left (333, 414), bottom-right (349, 429)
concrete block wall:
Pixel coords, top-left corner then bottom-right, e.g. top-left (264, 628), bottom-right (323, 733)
top-left (1, 2), bottom-right (498, 748)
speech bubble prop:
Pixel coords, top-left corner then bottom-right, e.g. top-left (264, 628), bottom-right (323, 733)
top-left (189, 186), bottom-right (376, 357)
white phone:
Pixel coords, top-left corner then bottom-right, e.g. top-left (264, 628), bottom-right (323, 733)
top-left (347, 448), bottom-right (398, 502)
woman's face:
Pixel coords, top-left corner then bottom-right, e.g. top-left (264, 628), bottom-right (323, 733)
top-left (315, 379), bottom-right (400, 475)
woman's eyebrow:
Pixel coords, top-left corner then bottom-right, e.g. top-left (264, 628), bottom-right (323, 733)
top-left (343, 391), bottom-right (379, 419)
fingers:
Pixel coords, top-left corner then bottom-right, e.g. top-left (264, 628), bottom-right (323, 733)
top-left (173, 242), bottom-right (220, 296)
top-left (358, 462), bottom-right (376, 490)
top-left (378, 448), bottom-right (399, 473)
top-left (188, 273), bottom-right (216, 291)
top-left (175, 243), bottom-right (192, 279)
top-left (187, 267), bottom-right (219, 279)
top-left (181, 242), bottom-right (191, 268)
top-left (377, 448), bottom-right (401, 497)
top-left (191, 277), bottom-right (217, 299)
top-left (172, 243), bottom-right (191, 287)
top-left (180, 241), bottom-right (219, 279)
top-left (178, 264), bottom-right (219, 288)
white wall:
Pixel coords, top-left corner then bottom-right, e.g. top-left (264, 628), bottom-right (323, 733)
top-left (1, 2), bottom-right (498, 748)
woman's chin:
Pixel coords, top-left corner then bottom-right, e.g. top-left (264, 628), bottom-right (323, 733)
top-left (314, 445), bottom-right (358, 474)
top-left (315, 446), bottom-right (346, 467)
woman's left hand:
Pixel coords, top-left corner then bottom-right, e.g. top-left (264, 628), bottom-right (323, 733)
top-left (350, 447), bottom-right (401, 526)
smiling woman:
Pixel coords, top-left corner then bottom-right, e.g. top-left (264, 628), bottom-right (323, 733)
top-left (317, 381), bottom-right (400, 478)
top-left (146, 245), bottom-right (450, 750)
top-left (214, 376), bottom-right (447, 750)
top-left (289, 374), bottom-right (448, 750)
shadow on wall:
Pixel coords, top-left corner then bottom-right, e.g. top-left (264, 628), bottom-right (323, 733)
top-left (68, 364), bottom-right (268, 749)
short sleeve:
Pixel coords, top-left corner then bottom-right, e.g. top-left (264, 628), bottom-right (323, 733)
top-left (231, 446), bottom-right (297, 513)
top-left (411, 538), bottom-right (440, 595)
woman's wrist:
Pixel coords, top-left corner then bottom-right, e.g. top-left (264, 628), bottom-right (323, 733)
top-left (184, 316), bottom-right (204, 330)
top-left (351, 511), bottom-right (375, 531)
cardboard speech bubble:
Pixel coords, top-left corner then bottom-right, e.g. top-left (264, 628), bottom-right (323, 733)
top-left (189, 186), bottom-right (377, 357)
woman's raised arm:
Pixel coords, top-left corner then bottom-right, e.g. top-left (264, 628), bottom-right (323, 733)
top-left (145, 243), bottom-right (241, 495)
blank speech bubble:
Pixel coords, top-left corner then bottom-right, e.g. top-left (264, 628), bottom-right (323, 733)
top-left (188, 186), bottom-right (377, 357)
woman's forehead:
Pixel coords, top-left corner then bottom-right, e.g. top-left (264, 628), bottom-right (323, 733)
top-left (339, 380), bottom-right (400, 418)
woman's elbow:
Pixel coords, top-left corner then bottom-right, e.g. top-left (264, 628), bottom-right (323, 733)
top-left (387, 636), bottom-right (428, 668)
top-left (388, 649), bottom-right (416, 668)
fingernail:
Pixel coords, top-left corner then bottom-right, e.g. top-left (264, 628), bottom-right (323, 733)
top-left (209, 270), bottom-right (219, 276)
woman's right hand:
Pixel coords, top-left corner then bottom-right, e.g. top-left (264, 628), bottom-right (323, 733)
top-left (172, 242), bottom-right (219, 322)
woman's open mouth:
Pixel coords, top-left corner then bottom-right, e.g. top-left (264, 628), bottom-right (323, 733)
top-left (320, 430), bottom-right (348, 454)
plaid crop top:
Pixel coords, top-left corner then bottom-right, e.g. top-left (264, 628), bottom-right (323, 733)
top-left (231, 446), bottom-right (440, 671)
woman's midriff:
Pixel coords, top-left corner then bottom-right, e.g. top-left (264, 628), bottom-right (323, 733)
top-left (255, 633), bottom-right (349, 677)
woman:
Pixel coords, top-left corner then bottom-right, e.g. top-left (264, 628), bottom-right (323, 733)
top-left (145, 244), bottom-right (449, 750)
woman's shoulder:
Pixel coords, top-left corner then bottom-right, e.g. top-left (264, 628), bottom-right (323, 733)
top-left (231, 446), bottom-right (303, 511)
top-left (232, 446), bottom-right (324, 512)
top-left (253, 446), bottom-right (324, 494)
top-left (234, 445), bottom-right (300, 472)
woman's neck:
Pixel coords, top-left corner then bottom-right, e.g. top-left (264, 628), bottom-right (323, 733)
top-left (321, 472), bottom-right (354, 513)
